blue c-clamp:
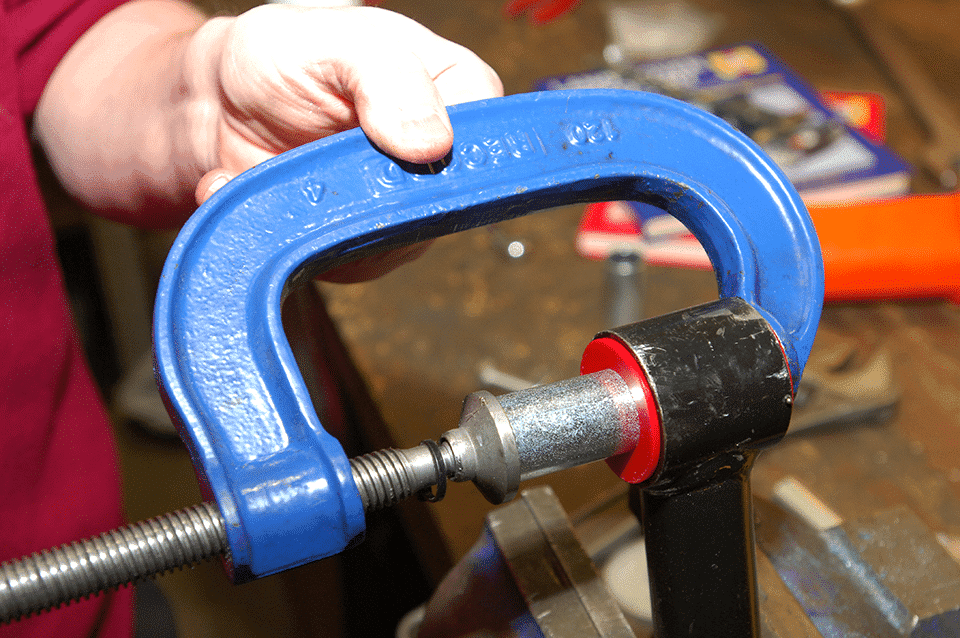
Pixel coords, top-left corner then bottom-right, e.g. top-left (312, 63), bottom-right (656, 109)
top-left (153, 89), bottom-right (824, 582)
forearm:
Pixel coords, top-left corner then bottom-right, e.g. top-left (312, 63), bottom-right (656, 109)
top-left (35, 0), bottom-right (216, 229)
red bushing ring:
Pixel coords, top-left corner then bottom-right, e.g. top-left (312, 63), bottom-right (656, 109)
top-left (581, 336), bottom-right (661, 484)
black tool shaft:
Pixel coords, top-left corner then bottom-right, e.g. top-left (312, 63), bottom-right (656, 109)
top-left (637, 459), bottom-right (761, 637)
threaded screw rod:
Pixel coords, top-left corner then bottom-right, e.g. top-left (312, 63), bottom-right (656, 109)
top-left (350, 441), bottom-right (454, 511)
top-left (351, 449), bottom-right (419, 511)
top-left (0, 443), bottom-right (450, 624)
top-left (0, 502), bottom-right (226, 623)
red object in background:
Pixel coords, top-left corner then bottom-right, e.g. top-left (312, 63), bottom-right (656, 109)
top-left (576, 201), bottom-right (712, 269)
top-left (575, 201), bottom-right (645, 260)
top-left (503, 0), bottom-right (581, 24)
top-left (822, 90), bottom-right (887, 144)
top-left (370, 0), bottom-right (578, 23)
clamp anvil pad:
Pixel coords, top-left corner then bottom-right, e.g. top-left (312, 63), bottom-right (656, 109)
top-left (152, 89), bottom-right (824, 586)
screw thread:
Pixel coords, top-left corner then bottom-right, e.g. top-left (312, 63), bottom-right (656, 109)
top-left (1, 444), bottom-right (445, 624)
top-left (0, 502), bottom-right (226, 623)
top-left (350, 449), bottom-right (416, 511)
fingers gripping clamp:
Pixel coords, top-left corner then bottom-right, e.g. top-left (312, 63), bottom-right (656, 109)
top-left (153, 89), bottom-right (824, 580)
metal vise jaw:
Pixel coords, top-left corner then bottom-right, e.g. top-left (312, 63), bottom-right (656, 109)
top-left (152, 88), bottom-right (824, 591)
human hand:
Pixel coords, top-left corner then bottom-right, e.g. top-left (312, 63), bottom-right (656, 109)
top-left (185, 5), bottom-right (501, 281)
top-left (36, 1), bottom-right (500, 264)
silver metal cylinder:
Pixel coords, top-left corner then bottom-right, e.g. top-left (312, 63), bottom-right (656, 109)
top-left (0, 502), bottom-right (226, 623)
top-left (0, 444), bottom-right (457, 625)
top-left (500, 369), bottom-right (640, 480)
top-left (438, 369), bottom-right (641, 504)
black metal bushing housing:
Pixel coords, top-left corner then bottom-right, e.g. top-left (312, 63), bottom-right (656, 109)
top-left (599, 297), bottom-right (793, 491)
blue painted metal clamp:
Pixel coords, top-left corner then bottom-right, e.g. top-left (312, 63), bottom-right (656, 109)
top-left (153, 89), bottom-right (824, 581)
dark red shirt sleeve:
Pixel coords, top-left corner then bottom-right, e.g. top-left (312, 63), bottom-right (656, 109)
top-left (6, 0), bottom-right (129, 114)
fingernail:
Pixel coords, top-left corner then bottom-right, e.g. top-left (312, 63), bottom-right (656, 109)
top-left (207, 175), bottom-right (230, 197)
top-left (406, 111), bottom-right (451, 135)
top-left (401, 112), bottom-right (453, 163)
top-left (429, 111), bottom-right (453, 135)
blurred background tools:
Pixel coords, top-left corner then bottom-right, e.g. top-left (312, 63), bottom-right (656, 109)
top-left (830, 0), bottom-right (960, 189)
top-left (789, 335), bottom-right (898, 436)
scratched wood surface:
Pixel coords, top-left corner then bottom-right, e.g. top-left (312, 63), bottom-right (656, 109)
top-left (317, 0), bottom-right (960, 581)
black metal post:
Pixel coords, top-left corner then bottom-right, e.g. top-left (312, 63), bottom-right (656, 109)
top-left (601, 298), bottom-right (794, 638)
top-left (635, 457), bottom-right (760, 636)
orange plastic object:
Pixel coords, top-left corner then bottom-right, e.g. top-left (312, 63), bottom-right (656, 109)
top-left (810, 192), bottom-right (960, 304)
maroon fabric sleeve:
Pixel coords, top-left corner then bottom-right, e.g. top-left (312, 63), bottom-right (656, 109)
top-left (6, 0), bottom-right (130, 114)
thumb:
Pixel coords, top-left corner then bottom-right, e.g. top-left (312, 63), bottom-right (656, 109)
top-left (195, 169), bottom-right (237, 206)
